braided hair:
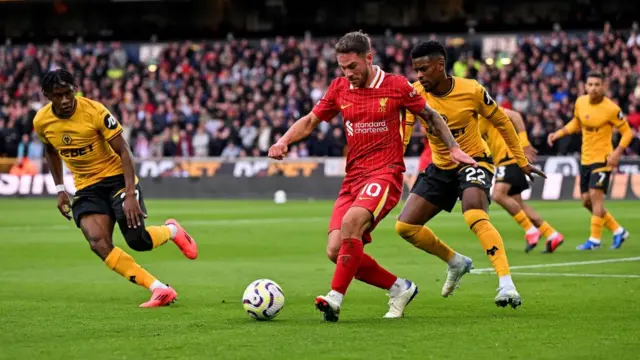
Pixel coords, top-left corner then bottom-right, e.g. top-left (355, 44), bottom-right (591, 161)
top-left (41, 69), bottom-right (78, 94)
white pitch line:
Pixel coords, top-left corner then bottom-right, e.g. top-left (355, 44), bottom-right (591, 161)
top-left (473, 271), bottom-right (640, 279)
top-left (472, 256), bottom-right (640, 273)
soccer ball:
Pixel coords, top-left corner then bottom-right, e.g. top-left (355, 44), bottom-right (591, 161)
top-left (242, 279), bottom-right (285, 321)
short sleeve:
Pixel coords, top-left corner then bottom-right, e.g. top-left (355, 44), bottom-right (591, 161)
top-left (475, 83), bottom-right (499, 119)
top-left (33, 121), bottom-right (51, 145)
top-left (33, 115), bottom-right (50, 145)
top-left (311, 80), bottom-right (340, 122)
top-left (96, 104), bottom-right (123, 141)
top-left (399, 79), bottom-right (426, 114)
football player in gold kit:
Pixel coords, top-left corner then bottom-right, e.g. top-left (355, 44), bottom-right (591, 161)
top-left (479, 108), bottom-right (564, 254)
top-left (396, 41), bottom-right (545, 308)
top-left (548, 72), bottom-right (634, 250)
top-left (34, 69), bottom-right (198, 307)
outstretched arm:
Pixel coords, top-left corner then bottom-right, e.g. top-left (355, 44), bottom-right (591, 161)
top-left (607, 110), bottom-right (635, 168)
top-left (44, 143), bottom-right (65, 188)
top-left (504, 108), bottom-right (537, 163)
top-left (416, 104), bottom-right (457, 149)
top-left (415, 104), bottom-right (477, 167)
top-left (548, 118), bottom-right (581, 146)
top-left (280, 112), bottom-right (323, 146)
top-left (269, 112), bottom-right (323, 160)
top-left (487, 108), bottom-right (529, 168)
top-left (43, 143), bottom-right (72, 220)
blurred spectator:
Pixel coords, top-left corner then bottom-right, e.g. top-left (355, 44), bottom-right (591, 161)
top-left (192, 123), bottom-right (211, 157)
top-left (221, 142), bottom-right (241, 159)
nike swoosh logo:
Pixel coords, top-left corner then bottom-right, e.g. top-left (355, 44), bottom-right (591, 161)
top-left (341, 104), bottom-right (353, 109)
top-left (358, 197), bottom-right (373, 200)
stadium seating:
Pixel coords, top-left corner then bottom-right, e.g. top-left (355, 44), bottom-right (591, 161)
top-left (1, 28), bottom-right (639, 160)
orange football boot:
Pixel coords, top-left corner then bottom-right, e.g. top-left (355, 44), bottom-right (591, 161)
top-left (165, 219), bottom-right (198, 259)
top-left (524, 229), bottom-right (542, 253)
top-left (139, 287), bottom-right (177, 308)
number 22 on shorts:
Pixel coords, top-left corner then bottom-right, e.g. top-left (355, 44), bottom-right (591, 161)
top-left (464, 167), bottom-right (486, 184)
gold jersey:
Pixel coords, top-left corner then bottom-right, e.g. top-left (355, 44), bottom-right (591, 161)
top-left (559, 95), bottom-right (633, 167)
top-left (34, 97), bottom-right (124, 190)
top-left (478, 107), bottom-right (530, 167)
top-left (406, 77), bottom-right (527, 170)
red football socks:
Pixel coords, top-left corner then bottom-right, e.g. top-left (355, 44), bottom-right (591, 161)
top-left (331, 238), bottom-right (364, 294)
top-left (355, 254), bottom-right (397, 290)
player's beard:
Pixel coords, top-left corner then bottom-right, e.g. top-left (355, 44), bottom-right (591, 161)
top-left (354, 68), bottom-right (368, 89)
top-left (421, 79), bottom-right (437, 93)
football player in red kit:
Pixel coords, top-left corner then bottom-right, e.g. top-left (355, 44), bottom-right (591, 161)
top-left (269, 31), bottom-right (475, 322)
top-left (419, 138), bottom-right (433, 171)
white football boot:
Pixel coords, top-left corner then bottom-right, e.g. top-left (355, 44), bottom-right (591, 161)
top-left (494, 286), bottom-right (522, 309)
top-left (315, 293), bottom-right (341, 322)
top-left (441, 254), bottom-right (474, 298)
top-left (383, 279), bottom-right (419, 318)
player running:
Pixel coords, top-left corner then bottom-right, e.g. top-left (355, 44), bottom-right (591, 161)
top-left (268, 31), bottom-right (476, 322)
top-left (548, 72), bottom-right (634, 250)
top-left (479, 108), bottom-right (564, 254)
top-left (34, 69), bottom-right (198, 308)
top-left (395, 41), bottom-right (545, 309)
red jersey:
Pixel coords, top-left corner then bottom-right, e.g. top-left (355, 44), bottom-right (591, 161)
top-left (312, 66), bottom-right (426, 179)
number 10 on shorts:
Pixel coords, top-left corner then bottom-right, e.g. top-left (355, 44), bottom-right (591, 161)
top-left (360, 182), bottom-right (382, 198)
top-left (357, 181), bottom-right (391, 220)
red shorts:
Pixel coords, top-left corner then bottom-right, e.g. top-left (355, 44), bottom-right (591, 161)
top-left (328, 172), bottom-right (403, 244)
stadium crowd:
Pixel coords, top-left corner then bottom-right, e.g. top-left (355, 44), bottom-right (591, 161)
top-left (1, 25), bottom-right (640, 163)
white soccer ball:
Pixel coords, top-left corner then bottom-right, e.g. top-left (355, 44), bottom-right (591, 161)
top-left (242, 279), bottom-right (285, 321)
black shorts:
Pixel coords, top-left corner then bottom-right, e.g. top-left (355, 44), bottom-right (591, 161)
top-left (495, 163), bottom-right (529, 196)
top-left (72, 175), bottom-right (147, 228)
top-left (580, 163), bottom-right (611, 194)
top-left (411, 162), bottom-right (494, 213)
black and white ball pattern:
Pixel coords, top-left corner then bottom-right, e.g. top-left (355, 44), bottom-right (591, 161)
top-left (242, 279), bottom-right (285, 321)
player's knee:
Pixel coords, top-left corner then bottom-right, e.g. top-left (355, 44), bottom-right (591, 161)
top-left (395, 221), bottom-right (421, 240)
top-left (491, 191), bottom-right (506, 205)
top-left (326, 246), bottom-right (339, 263)
top-left (340, 212), bottom-right (368, 238)
top-left (582, 198), bottom-right (592, 210)
top-left (86, 235), bottom-right (113, 258)
top-left (123, 228), bottom-right (153, 252)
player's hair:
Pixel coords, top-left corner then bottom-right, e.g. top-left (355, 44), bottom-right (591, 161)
top-left (410, 41), bottom-right (448, 63)
top-left (586, 72), bottom-right (604, 81)
top-left (335, 30), bottom-right (371, 55)
top-left (41, 69), bottom-right (78, 94)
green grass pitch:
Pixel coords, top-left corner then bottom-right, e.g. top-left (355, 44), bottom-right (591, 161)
top-left (1, 199), bottom-right (639, 359)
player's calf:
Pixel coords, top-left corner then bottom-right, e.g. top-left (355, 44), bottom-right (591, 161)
top-left (121, 224), bottom-right (154, 252)
top-left (395, 221), bottom-right (456, 263)
top-left (581, 194), bottom-right (593, 213)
